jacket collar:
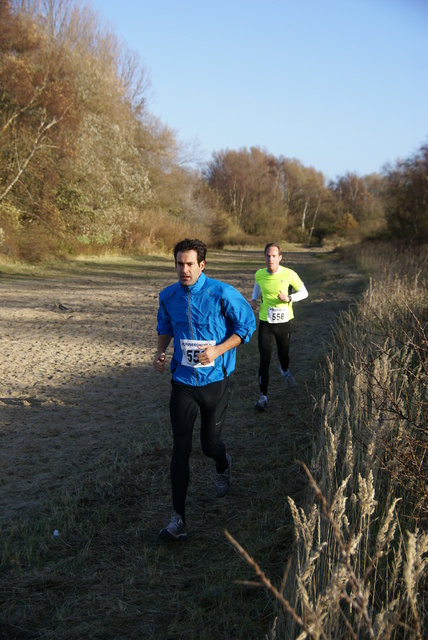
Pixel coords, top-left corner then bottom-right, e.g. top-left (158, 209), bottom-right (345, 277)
top-left (181, 271), bottom-right (207, 294)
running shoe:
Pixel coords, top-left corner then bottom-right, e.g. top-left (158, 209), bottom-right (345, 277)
top-left (215, 453), bottom-right (232, 497)
top-left (281, 369), bottom-right (297, 388)
top-left (254, 395), bottom-right (268, 411)
top-left (159, 512), bottom-right (187, 541)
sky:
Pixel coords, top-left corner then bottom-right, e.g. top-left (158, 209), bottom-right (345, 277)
top-left (89, 0), bottom-right (427, 181)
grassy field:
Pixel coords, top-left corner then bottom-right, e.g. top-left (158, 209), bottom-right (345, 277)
top-left (1, 243), bottom-right (426, 638)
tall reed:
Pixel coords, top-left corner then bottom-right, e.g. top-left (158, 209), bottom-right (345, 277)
top-left (228, 242), bottom-right (428, 638)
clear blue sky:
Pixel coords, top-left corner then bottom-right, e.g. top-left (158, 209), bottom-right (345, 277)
top-left (89, 0), bottom-right (427, 181)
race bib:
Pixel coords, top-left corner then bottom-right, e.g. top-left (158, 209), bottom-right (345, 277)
top-left (267, 307), bottom-right (290, 324)
top-left (180, 339), bottom-right (216, 368)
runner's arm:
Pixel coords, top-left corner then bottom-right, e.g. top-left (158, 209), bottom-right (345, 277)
top-left (250, 282), bottom-right (261, 310)
top-left (153, 334), bottom-right (173, 372)
top-left (289, 284), bottom-right (308, 303)
top-left (197, 333), bottom-right (242, 366)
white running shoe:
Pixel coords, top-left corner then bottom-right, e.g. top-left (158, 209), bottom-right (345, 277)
top-left (281, 369), bottom-right (296, 388)
top-left (254, 394), bottom-right (268, 411)
top-left (215, 453), bottom-right (232, 497)
top-left (159, 512), bottom-right (187, 541)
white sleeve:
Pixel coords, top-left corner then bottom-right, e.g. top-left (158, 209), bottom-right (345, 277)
top-left (251, 282), bottom-right (261, 300)
top-left (290, 284), bottom-right (308, 303)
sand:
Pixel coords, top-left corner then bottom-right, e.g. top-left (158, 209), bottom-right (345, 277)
top-left (0, 249), bottom-right (362, 525)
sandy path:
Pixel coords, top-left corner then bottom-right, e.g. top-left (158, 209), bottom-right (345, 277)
top-left (0, 250), bottom-right (362, 525)
top-left (0, 268), bottom-right (165, 521)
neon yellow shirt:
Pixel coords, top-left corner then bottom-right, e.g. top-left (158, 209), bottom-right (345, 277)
top-left (255, 265), bottom-right (304, 322)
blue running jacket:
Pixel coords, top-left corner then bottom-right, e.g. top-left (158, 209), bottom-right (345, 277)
top-left (157, 272), bottom-right (256, 386)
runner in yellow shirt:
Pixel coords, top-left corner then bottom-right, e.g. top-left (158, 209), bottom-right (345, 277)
top-left (250, 243), bottom-right (308, 411)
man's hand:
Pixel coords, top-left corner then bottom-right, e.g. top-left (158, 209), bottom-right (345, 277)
top-left (197, 333), bottom-right (242, 365)
top-left (278, 290), bottom-right (291, 303)
top-left (250, 299), bottom-right (257, 311)
top-left (153, 352), bottom-right (166, 372)
top-left (197, 345), bottom-right (219, 366)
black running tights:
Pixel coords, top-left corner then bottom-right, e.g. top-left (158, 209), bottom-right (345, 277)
top-left (169, 377), bottom-right (230, 523)
top-left (258, 319), bottom-right (291, 395)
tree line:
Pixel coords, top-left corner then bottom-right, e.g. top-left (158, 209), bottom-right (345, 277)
top-left (1, 0), bottom-right (427, 261)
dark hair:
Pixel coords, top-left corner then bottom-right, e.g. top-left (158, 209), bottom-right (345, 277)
top-left (174, 238), bottom-right (207, 264)
top-left (264, 242), bottom-right (282, 255)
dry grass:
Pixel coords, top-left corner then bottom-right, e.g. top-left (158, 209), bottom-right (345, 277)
top-left (229, 242), bottom-right (428, 639)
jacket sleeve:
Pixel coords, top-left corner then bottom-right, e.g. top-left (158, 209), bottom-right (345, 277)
top-left (156, 296), bottom-right (174, 336)
top-left (221, 285), bottom-right (256, 344)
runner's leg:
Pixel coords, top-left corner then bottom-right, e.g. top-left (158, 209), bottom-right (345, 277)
top-left (169, 381), bottom-right (198, 523)
top-left (199, 378), bottom-right (230, 472)
top-left (274, 321), bottom-right (291, 372)
top-left (258, 320), bottom-right (274, 395)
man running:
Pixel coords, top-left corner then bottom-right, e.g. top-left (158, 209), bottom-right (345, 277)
top-left (154, 238), bottom-right (256, 541)
top-left (250, 243), bottom-right (308, 411)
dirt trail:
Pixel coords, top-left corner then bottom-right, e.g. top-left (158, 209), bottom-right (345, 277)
top-left (0, 249), bottom-right (362, 526)
top-left (0, 248), bottom-right (367, 640)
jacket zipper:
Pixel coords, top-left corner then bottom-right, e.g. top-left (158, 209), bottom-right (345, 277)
top-left (186, 289), bottom-right (200, 386)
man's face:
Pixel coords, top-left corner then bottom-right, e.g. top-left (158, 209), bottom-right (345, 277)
top-left (265, 247), bottom-right (282, 273)
top-left (176, 250), bottom-right (205, 287)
